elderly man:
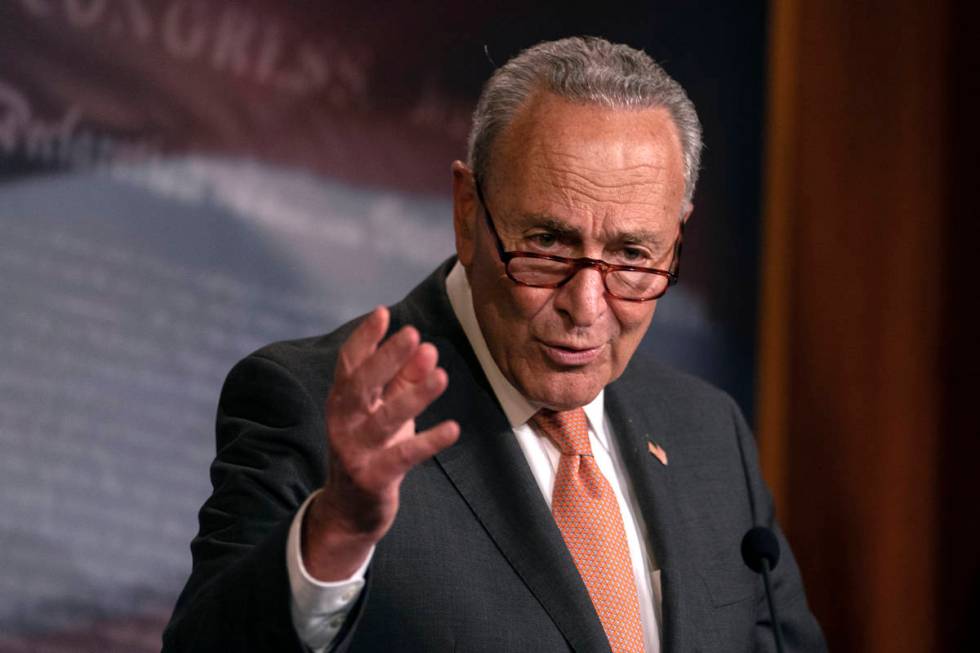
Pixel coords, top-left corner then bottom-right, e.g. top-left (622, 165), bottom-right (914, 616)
top-left (164, 37), bottom-right (825, 652)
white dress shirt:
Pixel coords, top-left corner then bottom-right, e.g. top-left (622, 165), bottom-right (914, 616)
top-left (287, 261), bottom-right (663, 652)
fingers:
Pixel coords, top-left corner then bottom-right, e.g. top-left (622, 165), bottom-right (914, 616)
top-left (335, 306), bottom-right (389, 382)
top-left (372, 420), bottom-right (460, 480)
top-left (371, 364), bottom-right (447, 437)
top-left (318, 316), bottom-right (458, 547)
top-left (381, 341), bottom-right (438, 403)
top-left (350, 327), bottom-right (421, 407)
top-left (396, 340), bottom-right (439, 384)
top-left (334, 308), bottom-right (425, 414)
top-left (329, 311), bottom-right (450, 448)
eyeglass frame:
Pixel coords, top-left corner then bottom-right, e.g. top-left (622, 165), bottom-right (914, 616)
top-left (472, 176), bottom-right (684, 302)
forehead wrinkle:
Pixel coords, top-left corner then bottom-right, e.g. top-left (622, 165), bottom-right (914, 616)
top-left (536, 166), bottom-right (672, 210)
top-left (507, 171), bottom-right (678, 243)
top-left (542, 179), bottom-right (670, 213)
top-left (538, 157), bottom-right (668, 188)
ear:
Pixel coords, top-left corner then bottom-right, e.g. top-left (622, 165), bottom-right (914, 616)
top-left (451, 160), bottom-right (478, 267)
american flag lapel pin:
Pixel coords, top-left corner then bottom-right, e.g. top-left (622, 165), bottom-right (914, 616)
top-left (647, 440), bottom-right (668, 466)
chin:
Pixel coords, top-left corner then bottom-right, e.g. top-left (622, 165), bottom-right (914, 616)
top-left (520, 371), bottom-right (606, 411)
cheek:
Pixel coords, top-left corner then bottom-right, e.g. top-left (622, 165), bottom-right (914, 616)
top-left (472, 271), bottom-right (544, 357)
top-left (610, 303), bottom-right (657, 357)
top-left (486, 280), bottom-right (554, 335)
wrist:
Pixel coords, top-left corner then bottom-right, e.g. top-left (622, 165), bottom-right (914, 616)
top-left (301, 492), bottom-right (378, 581)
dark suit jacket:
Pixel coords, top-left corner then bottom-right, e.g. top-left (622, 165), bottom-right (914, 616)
top-left (163, 258), bottom-right (826, 652)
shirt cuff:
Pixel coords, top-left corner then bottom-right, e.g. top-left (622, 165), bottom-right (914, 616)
top-left (287, 489), bottom-right (373, 652)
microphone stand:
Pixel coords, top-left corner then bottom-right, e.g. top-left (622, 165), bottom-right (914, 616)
top-left (760, 557), bottom-right (786, 653)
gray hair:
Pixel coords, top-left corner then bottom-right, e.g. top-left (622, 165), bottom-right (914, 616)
top-left (467, 36), bottom-right (703, 205)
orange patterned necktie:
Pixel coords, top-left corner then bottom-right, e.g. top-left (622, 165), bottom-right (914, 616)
top-left (532, 408), bottom-right (646, 653)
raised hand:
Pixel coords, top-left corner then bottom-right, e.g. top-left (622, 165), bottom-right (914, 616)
top-left (302, 306), bottom-right (459, 580)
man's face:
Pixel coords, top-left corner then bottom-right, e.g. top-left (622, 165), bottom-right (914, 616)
top-left (452, 92), bottom-right (689, 410)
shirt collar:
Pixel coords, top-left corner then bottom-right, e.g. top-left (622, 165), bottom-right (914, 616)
top-left (445, 260), bottom-right (606, 440)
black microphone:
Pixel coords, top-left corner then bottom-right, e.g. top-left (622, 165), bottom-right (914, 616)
top-left (741, 526), bottom-right (786, 653)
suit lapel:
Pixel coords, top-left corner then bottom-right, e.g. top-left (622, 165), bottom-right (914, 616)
top-left (605, 376), bottom-right (698, 653)
top-left (397, 265), bottom-right (610, 652)
top-left (422, 337), bottom-right (612, 653)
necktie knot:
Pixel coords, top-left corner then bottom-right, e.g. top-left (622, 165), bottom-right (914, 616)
top-left (532, 408), bottom-right (592, 456)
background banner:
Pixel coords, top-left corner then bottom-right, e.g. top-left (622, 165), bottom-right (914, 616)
top-left (0, 2), bottom-right (766, 649)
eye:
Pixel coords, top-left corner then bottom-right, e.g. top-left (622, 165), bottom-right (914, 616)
top-left (527, 232), bottom-right (558, 248)
top-left (618, 246), bottom-right (651, 264)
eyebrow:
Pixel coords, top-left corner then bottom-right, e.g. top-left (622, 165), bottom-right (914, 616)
top-left (520, 215), bottom-right (579, 239)
top-left (518, 213), bottom-right (669, 250)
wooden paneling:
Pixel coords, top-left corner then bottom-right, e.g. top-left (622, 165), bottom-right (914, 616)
top-left (757, 1), bottom-right (964, 650)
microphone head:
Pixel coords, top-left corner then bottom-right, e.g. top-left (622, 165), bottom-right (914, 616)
top-left (741, 526), bottom-right (781, 573)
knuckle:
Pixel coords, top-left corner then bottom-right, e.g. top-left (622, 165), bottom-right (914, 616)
top-left (368, 405), bottom-right (390, 433)
top-left (343, 378), bottom-right (374, 412)
top-left (393, 443), bottom-right (416, 470)
top-left (333, 449), bottom-right (381, 490)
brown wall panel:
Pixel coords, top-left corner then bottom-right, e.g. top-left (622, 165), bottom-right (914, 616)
top-left (758, 1), bottom-right (964, 651)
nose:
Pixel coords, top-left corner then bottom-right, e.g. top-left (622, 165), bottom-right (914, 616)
top-left (552, 264), bottom-right (607, 327)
